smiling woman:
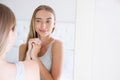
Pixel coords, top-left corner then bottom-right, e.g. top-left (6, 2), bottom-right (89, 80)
top-left (1, 0), bottom-right (76, 80)
top-left (19, 5), bottom-right (63, 80)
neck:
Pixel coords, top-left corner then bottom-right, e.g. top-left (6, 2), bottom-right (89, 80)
top-left (38, 36), bottom-right (53, 47)
top-left (39, 35), bottom-right (51, 42)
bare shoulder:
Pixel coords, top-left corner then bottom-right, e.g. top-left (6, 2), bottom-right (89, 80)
top-left (23, 60), bottom-right (39, 69)
top-left (19, 43), bottom-right (27, 50)
top-left (53, 39), bottom-right (63, 47)
top-left (52, 39), bottom-right (63, 55)
top-left (19, 43), bottom-right (27, 53)
top-left (22, 60), bottom-right (40, 80)
top-left (19, 43), bottom-right (27, 61)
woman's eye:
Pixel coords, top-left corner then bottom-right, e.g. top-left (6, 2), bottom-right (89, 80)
top-left (36, 20), bottom-right (41, 22)
top-left (47, 20), bottom-right (51, 23)
top-left (47, 21), bottom-right (49, 23)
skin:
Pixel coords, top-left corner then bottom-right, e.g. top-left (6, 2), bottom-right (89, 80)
top-left (19, 10), bottom-right (63, 80)
top-left (0, 28), bottom-right (40, 80)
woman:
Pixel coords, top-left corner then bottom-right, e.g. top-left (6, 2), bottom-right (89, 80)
top-left (0, 3), bottom-right (40, 80)
top-left (19, 5), bottom-right (63, 80)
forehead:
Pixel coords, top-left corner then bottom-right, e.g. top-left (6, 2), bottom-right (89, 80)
top-left (35, 10), bottom-right (54, 19)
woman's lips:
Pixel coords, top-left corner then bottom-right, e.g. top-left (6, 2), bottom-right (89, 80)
top-left (39, 30), bottom-right (46, 33)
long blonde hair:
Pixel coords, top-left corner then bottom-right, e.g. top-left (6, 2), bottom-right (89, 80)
top-left (27, 5), bottom-right (56, 41)
top-left (23, 5), bottom-right (56, 60)
top-left (0, 4), bottom-right (16, 56)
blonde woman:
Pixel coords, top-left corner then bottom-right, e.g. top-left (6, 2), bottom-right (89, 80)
top-left (0, 3), bottom-right (40, 80)
top-left (19, 5), bottom-right (63, 80)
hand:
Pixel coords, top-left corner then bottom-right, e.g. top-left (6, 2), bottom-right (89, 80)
top-left (26, 38), bottom-right (41, 60)
top-left (31, 42), bottom-right (41, 59)
top-left (25, 39), bottom-right (35, 60)
top-left (29, 38), bottom-right (41, 59)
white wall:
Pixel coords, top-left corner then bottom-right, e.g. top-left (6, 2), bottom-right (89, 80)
top-left (75, 0), bottom-right (120, 80)
top-left (93, 0), bottom-right (120, 80)
top-left (0, 0), bottom-right (75, 80)
top-left (75, 0), bottom-right (95, 80)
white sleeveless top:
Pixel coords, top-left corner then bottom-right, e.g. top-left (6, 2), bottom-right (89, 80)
top-left (15, 62), bottom-right (25, 80)
top-left (39, 40), bottom-right (55, 72)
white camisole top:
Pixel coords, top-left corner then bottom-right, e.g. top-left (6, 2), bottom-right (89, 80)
top-left (39, 40), bottom-right (55, 72)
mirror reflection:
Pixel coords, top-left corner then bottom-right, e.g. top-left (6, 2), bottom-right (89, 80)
top-left (1, 0), bottom-right (76, 80)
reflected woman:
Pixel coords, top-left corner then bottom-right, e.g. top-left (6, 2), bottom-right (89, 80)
top-left (19, 5), bottom-right (63, 80)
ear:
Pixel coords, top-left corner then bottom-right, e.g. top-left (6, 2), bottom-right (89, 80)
top-left (52, 26), bottom-right (55, 33)
top-left (54, 20), bottom-right (56, 26)
top-left (51, 20), bottom-right (56, 33)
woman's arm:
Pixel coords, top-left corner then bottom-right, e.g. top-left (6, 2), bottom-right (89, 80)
top-left (33, 57), bottom-right (53, 80)
top-left (19, 38), bottom-right (41, 61)
top-left (19, 44), bottom-right (31, 61)
top-left (51, 40), bottom-right (63, 80)
top-left (32, 40), bottom-right (63, 80)
top-left (19, 44), bottom-right (26, 61)
top-left (23, 60), bottom-right (40, 80)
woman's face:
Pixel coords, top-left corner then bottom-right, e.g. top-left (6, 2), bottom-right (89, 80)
top-left (34, 10), bottom-right (55, 38)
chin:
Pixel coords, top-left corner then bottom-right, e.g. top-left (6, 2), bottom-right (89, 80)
top-left (40, 33), bottom-right (49, 37)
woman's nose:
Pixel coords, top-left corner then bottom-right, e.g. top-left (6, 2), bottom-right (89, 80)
top-left (41, 22), bottom-right (46, 28)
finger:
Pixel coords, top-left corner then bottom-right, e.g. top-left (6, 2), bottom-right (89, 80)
top-left (29, 38), bottom-right (41, 46)
top-left (33, 39), bottom-right (41, 45)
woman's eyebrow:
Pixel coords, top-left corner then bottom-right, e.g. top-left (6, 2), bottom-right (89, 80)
top-left (47, 17), bottom-right (52, 19)
top-left (35, 18), bottom-right (41, 19)
top-left (35, 17), bottom-right (53, 20)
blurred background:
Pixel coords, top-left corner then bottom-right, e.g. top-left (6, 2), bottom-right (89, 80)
top-left (0, 0), bottom-right (76, 80)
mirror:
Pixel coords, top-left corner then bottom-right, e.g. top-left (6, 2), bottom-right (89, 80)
top-left (1, 0), bottom-right (76, 80)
